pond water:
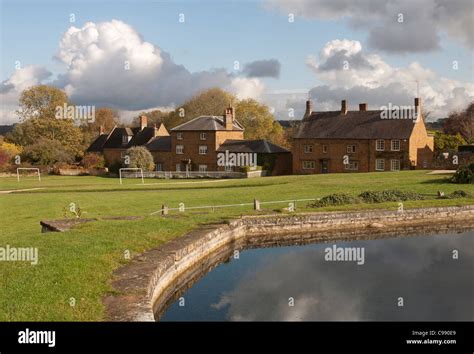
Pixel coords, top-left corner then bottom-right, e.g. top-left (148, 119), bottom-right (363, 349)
top-left (159, 231), bottom-right (473, 321)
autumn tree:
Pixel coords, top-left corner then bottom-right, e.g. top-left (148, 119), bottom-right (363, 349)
top-left (81, 107), bottom-right (119, 147)
top-left (16, 85), bottom-right (69, 122)
top-left (131, 109), bottom-right (169, 127)
top-left (443, 102), bottom-right (474, 143)
top-left (124, 146), bottom-right (155, 171)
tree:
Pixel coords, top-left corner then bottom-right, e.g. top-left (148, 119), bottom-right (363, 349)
top-left (22, 138), bottom-right (74, 165)
top-left (166, 88), bottom-right (234, 128)
top-left (434, 132), bottom-right (466, 153)
top-left (131, 109), bottom-right (169, 127)
top-left (81, 107), bottom-right (119, 147)
top-left (16, 85), bottom-right (68, 122)
top-left (124, 146), bottom-right (155, 171)
top-left (235, 99), bottom-right (287, 146)
top-left (443, 102), bottom-right (474, 143)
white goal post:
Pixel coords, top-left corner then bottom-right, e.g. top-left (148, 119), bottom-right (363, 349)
top-left (119, 168), bottom-right (144, 184)
top-left (17, 168), bottom-right (41, 182)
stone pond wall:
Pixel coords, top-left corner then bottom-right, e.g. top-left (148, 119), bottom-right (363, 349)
top-left (104, 205), bottom-right (474, 321)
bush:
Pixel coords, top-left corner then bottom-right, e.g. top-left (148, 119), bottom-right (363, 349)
top-left (358, 190), bottom-right (425, 203)
top-left (81, 153), bottom-right (105, 169)
top-left (22, 138), bottom-right (74, 165)
top-left (451, 163), bottom-right (474, 184)
top-left (449, 190), bottom-right (471, 198)
top-left (123, 146), bottom-right (155, 171)
top-left (309, 193), bottom-right (359, 208)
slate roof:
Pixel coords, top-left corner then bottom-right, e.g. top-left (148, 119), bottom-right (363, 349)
top-left (277, 120), bottom-right (301, 128)
top-left (127, 127), bottom-right (156, 147)
top-left (86, 134), bottom-right (108, 152)
top-left (171, 116), bottom-right (244, 131)
top-left (217, 139), bottom-right (290, 154)
top-left (145, 136), bottom-right (172, 152)
top-left (294, 110), bottom-right (417, 139)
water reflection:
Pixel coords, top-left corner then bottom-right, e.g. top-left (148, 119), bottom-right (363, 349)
top-left (160, 231), bottom-right (473, 321)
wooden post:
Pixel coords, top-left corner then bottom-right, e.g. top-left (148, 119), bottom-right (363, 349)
top-left (161, 204), bottom-right (168, 215)
top-left (254, 199), bottom-right (260, 211)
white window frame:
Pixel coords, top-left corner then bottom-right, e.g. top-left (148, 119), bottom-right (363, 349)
top-left (346, 145), bottom-right (356, 153)
top-left (322, 144), bottom-right (328, 154)
top-left (200, 132), bottom-right (207, 140)
top-left (376, 139), bottom-right (385, 151)
top-left (176, 145), bottom-right (184, 154)
top-left (344, 161), bottom-right (359, 170)
top-left (198, 145), bottom-right (208, 155)
top-left (177, 132), bottom-right (183, 140)
top-left (156, 163), bottom-right (163, 172)
top-left (375, 159), bottom-right (385, 171)
top-left (302, 161), bottom-right (315, 170)
top-left (176, 164), bottom-right (181, 172)
top-left (391, 139), bottom-right (400, 151)
top-left (198, 164), bottom-right (207, 172)
top-left (304, 144), bottom-right (313, 153)
top-left (122, 135), bottom-right (130, 144)
top-left (224, 165), bottom-right (233, 172)
top-left (391, 159), bottom-right (400, 171)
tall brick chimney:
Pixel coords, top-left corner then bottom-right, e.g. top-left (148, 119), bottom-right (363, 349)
top-left (140, 115), bottom-right (147, 130)
top-left (224, 106), bottom-right (234, 130)
top-left (414, 97), bottom-right (422, 118)
top-left (359, 103), bottom-right (367, 111)
top-left (304, 99), bottom-right (313, 119)
top-left (341, 100), bottom-right (348, 115)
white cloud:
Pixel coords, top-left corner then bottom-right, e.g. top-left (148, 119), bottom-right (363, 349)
top-left (0, 66), bottom-right (52, 124)
top-left (304, 39), bottom-right (474, 118)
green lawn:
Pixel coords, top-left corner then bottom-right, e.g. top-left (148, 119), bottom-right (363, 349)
top-left (0, 171), bottom-right (473, 321)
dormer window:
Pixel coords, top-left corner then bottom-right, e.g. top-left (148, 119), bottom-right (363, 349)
top-left (122, 135), bottom-right (131, 144)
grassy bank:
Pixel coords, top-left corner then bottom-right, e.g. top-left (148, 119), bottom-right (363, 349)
top-left (0, 171), bottom-right (473, 321)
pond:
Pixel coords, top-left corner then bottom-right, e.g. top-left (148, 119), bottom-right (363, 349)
top-left (159, 231), bottom-right (473, 321)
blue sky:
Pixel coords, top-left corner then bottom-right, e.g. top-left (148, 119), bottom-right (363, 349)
top-left (1, 0), bottom-right (473, 122)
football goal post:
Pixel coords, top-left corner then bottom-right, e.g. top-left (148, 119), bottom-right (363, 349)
top-left (17, 168), bottom-right (41, 182)
top-left (119, 168), bottom-right (144, 184)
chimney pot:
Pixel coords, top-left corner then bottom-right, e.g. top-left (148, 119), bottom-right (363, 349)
top-left (341, 100), bottom-right (348, 115)
top-left (140, 115), bottom-right (148, 130)
top-left (359, 103), bottom-right (367, 111)
top-left (304, 99), bottom-right (313, 119)
top-left (99, 125), bottom-right (104, 135)
top-left (414, 97), bottom-right (422, 119)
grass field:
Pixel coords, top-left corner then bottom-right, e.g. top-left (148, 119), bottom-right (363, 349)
top-left (0, 171), bottom-right (473, 321)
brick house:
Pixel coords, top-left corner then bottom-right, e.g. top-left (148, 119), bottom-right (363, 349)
top-left (292, 98), bottom-right (434, 174)
top-left (87, 107), bottom-right (291, 175)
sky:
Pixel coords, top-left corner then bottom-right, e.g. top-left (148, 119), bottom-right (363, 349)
top-left (1, 0), bottom-right (473, 124)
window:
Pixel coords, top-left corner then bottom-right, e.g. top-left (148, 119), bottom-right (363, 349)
top-left (302, 161), bottom-right (315, 169)
top-left (155, 164), bottom-right (163, 171)
top-left (176, 164), bottom-right (181, 172)
top-left (224, 165), bottom-right (233, 172)
top-left (176, 145), bottom-right (184, 154)
top-left (376, 159), bottom-right (385, 171)
top-left (322, 144), bottom-right (328, 153)
top-left (347, 145), bottom-right (356, 153)
top-left (177, 132), bottom-right (183, 140)
top-left (122, 135), bottom-right (130, 144)
top-left (198, 165), bottom-right (207, 172)
top-left (376, 139), bottom-right (385, 151)
top-left (198, 145), bottom-right (208, 155)
top-left (344, 161), bottom-right (359, 170)
top-left (391, 139), bottom-right (400, 151)
top-left (304, 145), bottom-right (313, 153)
top-left (391, 159), bottom-right (400, 171)
top-left (200, 133), bottom-right (207, 140)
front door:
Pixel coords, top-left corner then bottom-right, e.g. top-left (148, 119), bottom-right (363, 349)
top-left (321, 160), bottom-right (329, 174)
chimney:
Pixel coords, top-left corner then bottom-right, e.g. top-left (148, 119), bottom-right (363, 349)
top-left (414, 97), bottom-right (422, 119)
top-left (341, 100), bottom-right (348, 115)
top-left (224, 105), bottom-right (234, 130)
top-left (139, 115), bottom-right (147, 130)
top-left (359, 103), bottom-right (367, 111)
top-left (99, 125), bottom-right (104, 135)
top-left (304, 99), bottom-right (313, 119)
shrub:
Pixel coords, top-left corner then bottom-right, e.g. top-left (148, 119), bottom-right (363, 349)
top-left (124, 146), bottom-right (155, 171)
top-left (309, 193), bottom-right (359, 208)
top-left (22, 138), bottom-right (74, 165)
top-left (451, 163), bottom-right (474, 184)
top-left (81, 153), bottom-right (105, 169)
top-left (358, 190), bottom-right (425, 203)
top-left (449, 190), bottom-right (471, 198)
